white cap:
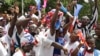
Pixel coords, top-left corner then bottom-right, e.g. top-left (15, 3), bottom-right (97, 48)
top-left (82, 16), bottom-right (89, 20)
top-left (31, 24), bottom-right (37, 28)
top-left (17, 15), bottom-right (26, 21)
top-left (0, 17), bottom-right (3, 20)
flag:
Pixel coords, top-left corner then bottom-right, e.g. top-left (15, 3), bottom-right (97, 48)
top-left (91, 5), bottom-right (98, 29)
top-left (69, 4), bottom-right (83, 33)
top-left (60, 3), bottom-right (67, 13)
top-left (60, 3), bottom-right (73, 17)
top-left (74, 4), bottom-right (83, 17)
top-left (43, 0), bottom-right (47, 8)
top-left (55, 19), bottom-right (61, 30)
top-left (35, 0), bottom-right (41, 10)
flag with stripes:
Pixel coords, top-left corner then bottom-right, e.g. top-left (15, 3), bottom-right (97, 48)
top-left (69, 4), bottom-right (83, 33)
top-left (91, 6), bottom-right (98, 29)
top-left (35, 0), bottom-right (41, 10)
top-left (84, 3), bottom-right (98, 31)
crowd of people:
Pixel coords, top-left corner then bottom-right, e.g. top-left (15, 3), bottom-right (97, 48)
top-left (0, 0), bottom-right (100, 56)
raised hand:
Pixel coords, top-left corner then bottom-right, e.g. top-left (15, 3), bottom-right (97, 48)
top-left (62, 47), bottom-right (68, 55)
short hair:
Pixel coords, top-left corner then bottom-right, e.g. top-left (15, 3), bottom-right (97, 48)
top-left (86, 35), bottom-right (95, 42)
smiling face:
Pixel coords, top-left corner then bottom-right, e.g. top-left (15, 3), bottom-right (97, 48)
top-left (81, 16), bottom-right (90, 27)
top-left (28, 24), bottom-right (39, 36)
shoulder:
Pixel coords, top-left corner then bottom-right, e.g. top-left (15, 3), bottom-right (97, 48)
top-left (94, 49), bottom-right (100, 53)
top-left (13, 49), bottom-right (23, 56)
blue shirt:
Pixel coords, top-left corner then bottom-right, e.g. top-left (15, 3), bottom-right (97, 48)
top-left (53, 37), bottom-right (65, 55)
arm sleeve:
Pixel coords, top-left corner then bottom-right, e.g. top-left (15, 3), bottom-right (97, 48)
top-left (0, 42), bottom-right (8, 56)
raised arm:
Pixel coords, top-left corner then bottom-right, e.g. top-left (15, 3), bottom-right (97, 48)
top-left (8, 6), bottom-right (19, 37)
top-left (50, 1), bottom-right (61, 35)
top-left (16, 17), bottom-right (31, 35)
top-left (63, 16), bottom-right (73, 35)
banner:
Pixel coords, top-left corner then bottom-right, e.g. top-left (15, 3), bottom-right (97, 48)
top-left (60, 3), bottom-right (73, 17)
top-left (74, 4), bottom-right (83, 16)
top-left (43, 0), bottom-right (47, 8)
top-left (69, 4), bottom-right (83, 32)
top-left (35, 0), bottom-right (41, 10)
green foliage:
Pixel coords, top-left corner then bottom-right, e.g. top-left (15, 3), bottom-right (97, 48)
top-left (1, 0), bottom-right (100, 22)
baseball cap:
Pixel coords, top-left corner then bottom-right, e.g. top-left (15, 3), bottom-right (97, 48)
top-left (17, 15), bottom-right (26, 21)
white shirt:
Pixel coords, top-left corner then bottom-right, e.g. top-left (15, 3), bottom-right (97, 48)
top-left (13, 49), bottom-right (23, 56)
top-left (31, 14), bottom-right (39, 22)
top-left (0, 23), bottom-right (11, 56)
top-left (64, 31), bottom-right (70, 43)
top-left (0, 41), bottom-right (8, 56)
top-left (33, 29), bottom-right (55, 56)
top-left (0, 34), bottom-right (11, 56)
top-left (64, 41), bottom-right (80, 56)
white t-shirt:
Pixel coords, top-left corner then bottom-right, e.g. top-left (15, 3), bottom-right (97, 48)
top-left (0, 41), bottom-right (8, 56)
top-left (13, 49), bottom-right (23, 56)
top-left (64, 41), bottom-right (80, 56)
top-left (11, 28), bottom-right (25, 46)
top-left (0, 23), bottom-right (11, 56)
top-left (33, 29), bottom-right (55, 56)
top-left (0, 34), bottom-right (11, 56)
top-left (31, 14), bottom-right (39, 22)
top-left (64, 31), bottom-right (70, 43)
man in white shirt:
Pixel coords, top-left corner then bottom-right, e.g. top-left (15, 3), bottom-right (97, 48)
top-left (13, 34), bottom-right (34, 56)
top-left (0, 26), bottom-right (8, 56)
top-left (0, 40), bottom-right (8, 56)
top-left (31, 28), bottom-right (68, 56)
top-left (64, 29), bottom-right (82, 56)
